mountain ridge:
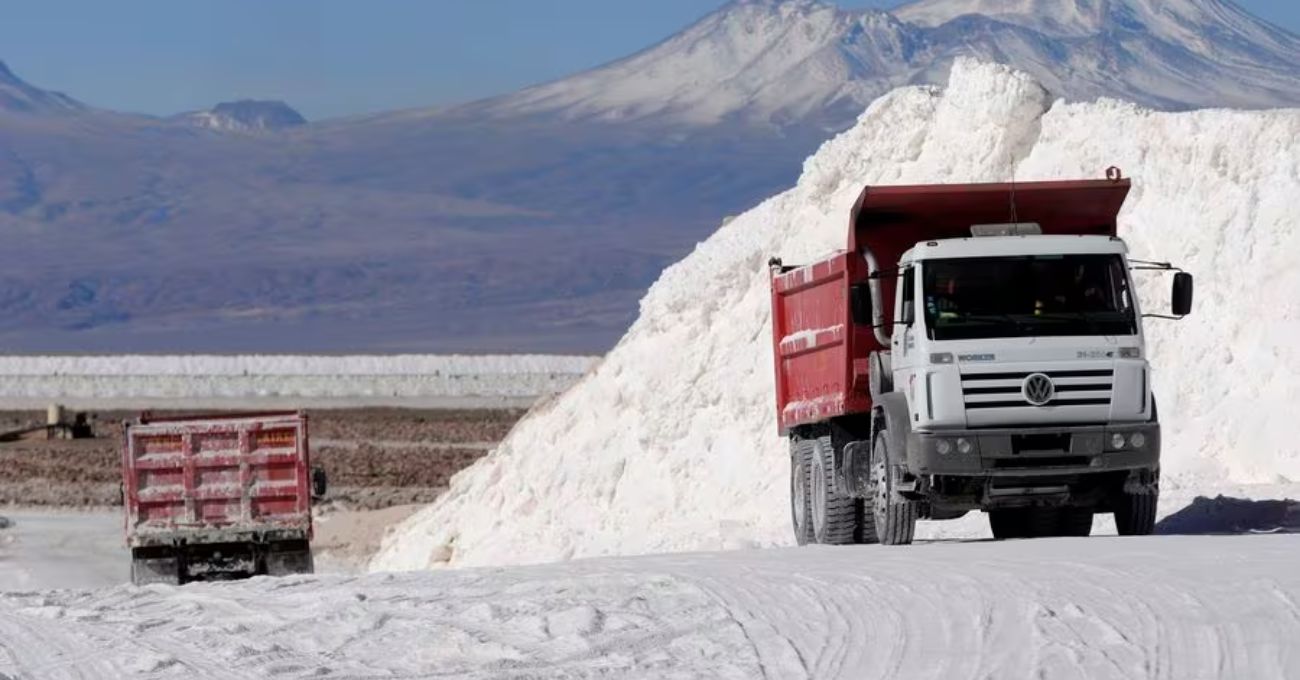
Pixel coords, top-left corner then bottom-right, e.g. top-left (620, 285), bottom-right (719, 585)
top-left (0, 60), bottom-right (84, 114)
top-left (177, 99), bottom-right (308, 132)
top-left (0, 0), bottom-right (1297, 352)
top-left (453, 0), bottom-right (1300, 130)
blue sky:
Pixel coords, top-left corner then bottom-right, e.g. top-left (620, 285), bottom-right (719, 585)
top-left (2, 0), bottom-right (1296, 120)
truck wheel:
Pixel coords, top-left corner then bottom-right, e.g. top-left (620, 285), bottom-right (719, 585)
top-left (1114, 490), bottom-right (1158, 536)
top-left (856, 472), bottom-right (878, 545)
top-left (1056, 509), bottom-right (1094, 537)
top-left (790, 438), bottom-right (815, 545)
top-left (988, 510), bottom-right (1027, 539)
top-left (130, 548), bottom-right (181, 586)
top-left (1023, 508), bottom-right (1062, 538)
top-left (929, 508), bottom-right (968, 521)
top-left (810, 436), bottom-right (859, 545)
top-left (266, 540), bottom-right (315, 576)
top-left (870, 433), bottom-right (917, 545)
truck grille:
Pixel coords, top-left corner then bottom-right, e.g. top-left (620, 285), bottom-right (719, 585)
top-left (961, 369), bottom-right (1113, 410)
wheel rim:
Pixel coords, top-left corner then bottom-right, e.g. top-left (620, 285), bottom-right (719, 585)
top-left (810, 443), bottom-right (826, 536)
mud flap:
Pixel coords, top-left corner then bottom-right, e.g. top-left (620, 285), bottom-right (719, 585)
top-left (841, 440), bottom-right (872, 498)
top-left (131, 547), bottom-right (181, 586)
top-left (265, 540), bottom-right (315, 577)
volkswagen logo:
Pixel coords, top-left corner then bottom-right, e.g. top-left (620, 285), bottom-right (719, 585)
top-left (1022, 373), bottom-right (1055, 406)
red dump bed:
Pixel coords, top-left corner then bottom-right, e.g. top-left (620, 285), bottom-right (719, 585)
top-left (122, 411), bottom-right (313, 547)
top-left (771, 176), bottom-right (1131, 434)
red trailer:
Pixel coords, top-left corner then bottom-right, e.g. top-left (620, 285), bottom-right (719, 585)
top-left (122, 411), bottom-right (326, 584)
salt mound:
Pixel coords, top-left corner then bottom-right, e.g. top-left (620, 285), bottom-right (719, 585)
top-left (372, 59), bottom-right (1300, 571)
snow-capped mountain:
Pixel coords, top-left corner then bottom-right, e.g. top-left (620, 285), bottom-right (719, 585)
top-left (179, 100), bottom-right (307, 132)
top-left (474, 0), bottom-right (1300, 128)
top-left (179, 98), bottom-right (308, 132)
top-left (0, 0), bottom-right (1298, 353)
top-left (471, 1), bottom-right (911, 129)
top-left (0, 61), bottom-right (83, 114)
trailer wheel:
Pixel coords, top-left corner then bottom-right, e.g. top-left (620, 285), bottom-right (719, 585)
top-left (869, 433), bottom-right (917, 545)
top-left (130, 547), bottom-right (181, 586)
top-left (810, 436), bottom-right (859, 545)
top-left (266, 540), bottom-right (315, 576)
top-left (1114, 490), bottom-right (1158, 536)
top-left (790, 438), bottom-right (814, 545)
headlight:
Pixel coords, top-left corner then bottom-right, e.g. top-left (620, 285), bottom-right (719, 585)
top-left (930, 352), bottom-right (954, 364)
top-left (1110, 433), bottom-right (1127, 450)
top-left (956, 438), bottom-right (973, 455)
top-left (1119, 347), bottom-right (1141, 359)
top-left (1129, 432), bottom-right (1146, 449)
top-left (935, 439), bottom-right (952, 455)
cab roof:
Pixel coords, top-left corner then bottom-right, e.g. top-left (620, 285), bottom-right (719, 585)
top-left (901, 234), bottom-right (1129, 262)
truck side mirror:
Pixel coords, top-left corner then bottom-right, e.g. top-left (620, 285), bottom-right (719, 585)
top-left (311, 467), bottom-right (328, 500)
top-left (850, 284), bottom-right (872, 325)
top-left (1172, 272), bottom-right (1193, 316)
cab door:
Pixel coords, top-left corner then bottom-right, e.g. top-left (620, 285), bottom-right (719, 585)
top-left (891, 265), bottom-right (921, 412)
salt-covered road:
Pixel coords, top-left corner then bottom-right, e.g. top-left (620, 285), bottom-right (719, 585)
top-left (1, 534), bottom-right (1296, 679)
top-left (0, 510), bottom-right (126, 590)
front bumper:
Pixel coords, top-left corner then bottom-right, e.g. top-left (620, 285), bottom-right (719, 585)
top-left (907, 423), bottom-right (1160, 477)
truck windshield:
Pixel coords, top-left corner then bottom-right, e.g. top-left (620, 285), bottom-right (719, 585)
top-left (922, 254), bottom-right (1137, 340)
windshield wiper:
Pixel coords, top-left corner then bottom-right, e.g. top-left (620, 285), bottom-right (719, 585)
top-left (953, 313), bottom-right (1028, 334)
top-left (1033, 311), bottom-right (1100, 334)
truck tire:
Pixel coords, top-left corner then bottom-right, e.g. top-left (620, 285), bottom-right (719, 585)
top-left (988, 509), bottom-right (1055, 538)
top-left (856, 461), bottom-right (878, 545)
top-left (1056, 509), bottom-right (1094, 537)
top-left (870, 433), bottom-right (917, 545)
top-left (266, 540), bottom-right (315, 576)
top-left (1114, 490), bottom-right (1158, 536)
top-left (1025, 508), bottom-right (1065, 538)
top-left (790, 437), bottom-right (814, 545)
top-left (130, 548), bottom-right (181, 586)
top-left (988, 510), bottom-right (1028, 539)
top-left (810, 436), bottom-right (859, 545)
top-left (990, 508), bottom-right (1092, 539)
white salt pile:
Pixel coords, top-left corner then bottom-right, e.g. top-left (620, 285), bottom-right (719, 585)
top-left (372, 59), bottom-right (1300, 571)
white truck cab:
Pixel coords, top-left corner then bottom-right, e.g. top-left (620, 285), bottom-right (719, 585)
top-left (872, 231), bottom-right (1184, 540)
top-left (774, 175), bottom-right (1193, 546)
top-left (893, 235), bottom-right (1151, 431)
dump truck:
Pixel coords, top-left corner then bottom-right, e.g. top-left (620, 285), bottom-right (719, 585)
top-left (769, 170), bottom-right (1193, 545)
top-left (122, 411), bottom-right (326, 584)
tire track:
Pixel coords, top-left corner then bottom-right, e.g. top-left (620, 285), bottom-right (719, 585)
top-left (1, 535), bottom-right (1298, 678)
